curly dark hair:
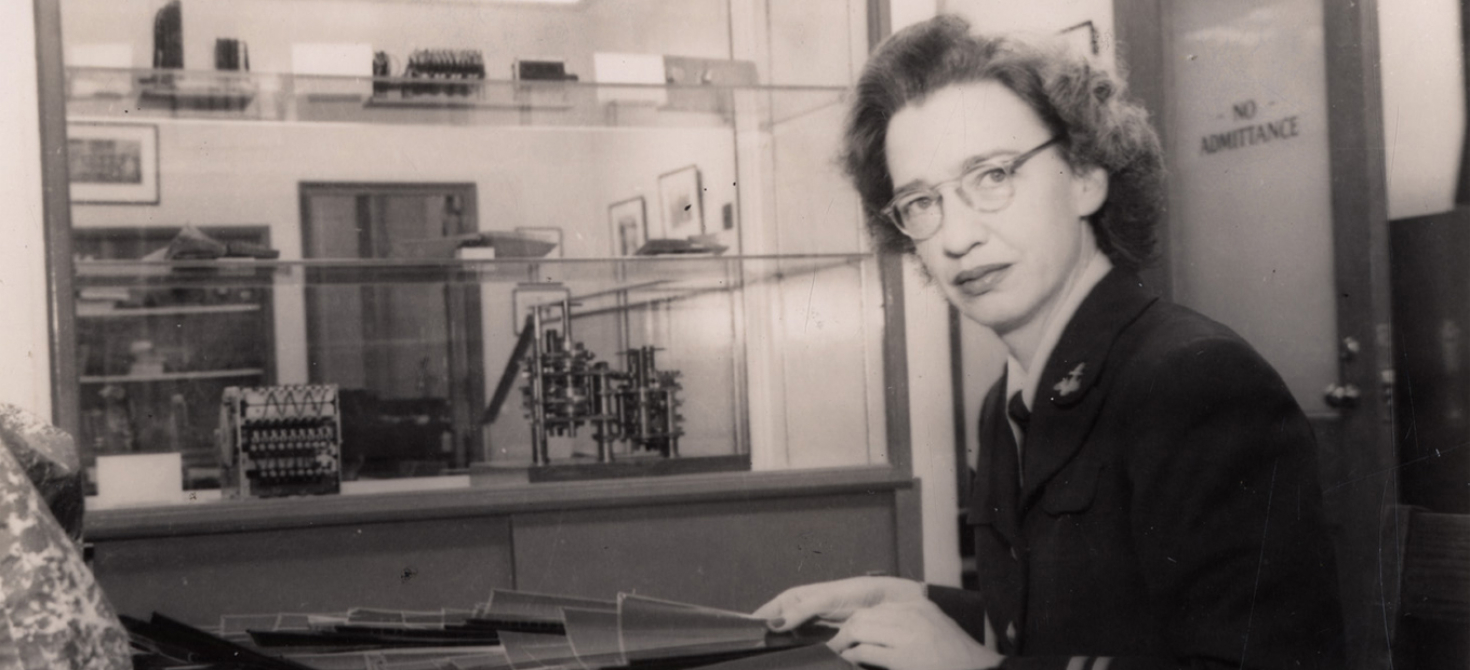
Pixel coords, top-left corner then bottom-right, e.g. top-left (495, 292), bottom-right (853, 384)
top-left (843, 14), bottom-right (1164, 272)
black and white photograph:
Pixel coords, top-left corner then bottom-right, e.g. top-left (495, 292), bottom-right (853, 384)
top-left (657, 164), bottom-right (704, 240)
top-left (608, 195), bottom-right (647, 256)
top-left (66, 122), bottom-right (159, 204)
top-left (1, 1), bottom-right (1467, 669)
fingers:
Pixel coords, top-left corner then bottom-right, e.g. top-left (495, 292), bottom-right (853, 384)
top-left (829, 609), bottom-right (914, 669)
top-left (755, 587), bottom-right (825, 632)
top-left (840, 643), bottom-right (900, 670)
top-left (750, 597), bottom-right (785, 623)
top-left (828, 602), bottom-right (997, 670)
top-left (755, 577), bottom-right (923, 633)
top-left (827, 604), bottom-right (913, 651)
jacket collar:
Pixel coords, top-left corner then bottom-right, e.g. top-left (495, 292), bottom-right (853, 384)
top-left (971, 375), bottom-right (1019, 543)
top-left (1019, 269), bottom-right (1158, 507)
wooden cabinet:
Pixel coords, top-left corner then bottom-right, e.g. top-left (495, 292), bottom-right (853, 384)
top-left (87, 468), bottom-right (919, 625)
top-left (74, 226), bottom-right (275, 489)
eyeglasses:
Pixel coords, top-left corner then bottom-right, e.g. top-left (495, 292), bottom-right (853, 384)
top-left (882, 136), bottom-right (1062, 241)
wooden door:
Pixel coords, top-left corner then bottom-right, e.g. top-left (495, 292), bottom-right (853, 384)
top-left (1120, 0), bottom-right (1398, 666)
top-left (299, 182), bottom-right (485, 475)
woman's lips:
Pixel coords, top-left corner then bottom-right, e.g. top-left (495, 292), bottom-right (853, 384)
top-left (953, 263), bottom-right (1010, 295)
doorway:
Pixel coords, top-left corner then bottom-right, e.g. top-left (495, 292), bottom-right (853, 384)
top-left (299, 182), bottom-right (484, 478)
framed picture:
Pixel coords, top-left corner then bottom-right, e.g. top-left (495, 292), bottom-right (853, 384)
top-left (1059, 20), bottom-right (1101, 59)
top-left (608, 196), bottom-right (647, 256)
top-left (67, 123), bottom-right (159, 204)
top-left (657, 165), bottom-right (704, 239)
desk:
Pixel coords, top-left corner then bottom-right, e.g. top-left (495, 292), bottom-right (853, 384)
top-left (87, 467), bottom-right (921, 625)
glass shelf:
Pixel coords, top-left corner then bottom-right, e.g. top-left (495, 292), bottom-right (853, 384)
top-left (80, 369), bottom-right (266, 384)
top-left (76, 303), bottom-right (262, 318)
top-left (73, 253), bottom-right (873, 290)
top-left (64, 66), bottom-right (849, 130)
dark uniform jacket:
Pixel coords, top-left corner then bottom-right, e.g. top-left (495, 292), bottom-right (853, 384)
top-left (928, 270), bottom-right (1345, 670)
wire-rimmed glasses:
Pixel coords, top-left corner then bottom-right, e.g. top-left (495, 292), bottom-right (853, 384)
top-left (882, 136), bottom-right (1062, 241)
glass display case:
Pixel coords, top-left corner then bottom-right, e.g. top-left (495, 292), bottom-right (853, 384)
top-left (73, 226), bottom-right (276, 488)
top-left (72, 250), bottom-right (885, 492)
top-left (57, 0), bottom-right (900, 507)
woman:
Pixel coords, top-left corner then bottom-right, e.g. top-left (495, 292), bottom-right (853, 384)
top-left (755, 15), bottom-right (1344, 670)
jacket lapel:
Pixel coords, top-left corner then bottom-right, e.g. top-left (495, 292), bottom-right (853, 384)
top-left (971, 372), bottom-right (1027, 644)
top-left (971, 374), bottom-right (1021, 547)
top-left (1020, 270), bottom-right (1158, 508)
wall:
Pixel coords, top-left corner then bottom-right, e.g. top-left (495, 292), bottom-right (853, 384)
top-left (0, 0), bottom-right (54, 419)
top-left (940, 0), bottom-right (1117, 70)
top-left (1378, 0), bottom-right (1464, 220)
top-left (61, 0), bottom-right (728, 83)
top-left (727, 0), bottom-right (885, 471)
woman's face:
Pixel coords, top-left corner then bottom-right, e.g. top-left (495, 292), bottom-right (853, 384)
top-left (885, 80), bottom-right (1108, 339)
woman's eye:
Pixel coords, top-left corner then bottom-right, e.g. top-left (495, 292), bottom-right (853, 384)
top-left (968, 167), bottom-right (1010, 187)
top-left (901, 195), bottom-right (938, 216)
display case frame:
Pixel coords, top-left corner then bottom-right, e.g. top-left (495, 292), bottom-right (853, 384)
top-left (34, 0), bottom-right (921, 622)
top-left (51, 52), bottom-right (912, 492)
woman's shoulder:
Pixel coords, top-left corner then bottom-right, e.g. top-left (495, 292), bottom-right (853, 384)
top-left (1115, 299), bottom-right (1291, 398)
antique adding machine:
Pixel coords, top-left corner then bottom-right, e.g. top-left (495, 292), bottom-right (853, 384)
top-left (218, 384), bottom-right (343, 498)
top-left (486, 285), bottom-right (684, 467)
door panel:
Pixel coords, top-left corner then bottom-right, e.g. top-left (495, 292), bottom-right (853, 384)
top-left (1165, 0), bottom-right (1338, 417)
top-left (1159, 2), bottom-right (1398, 668)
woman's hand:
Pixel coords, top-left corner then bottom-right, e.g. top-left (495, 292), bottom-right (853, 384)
top-left (827, 600), bottom-right (1003, 670)
top-left (752, 576), bottom-right (926, 631)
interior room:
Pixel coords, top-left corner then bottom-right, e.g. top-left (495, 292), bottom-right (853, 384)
top-left (1, 0), bottom-right (1466, 668)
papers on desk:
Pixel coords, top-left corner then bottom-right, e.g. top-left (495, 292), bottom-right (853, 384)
top-left (124, 589), bottom-right (846, 670)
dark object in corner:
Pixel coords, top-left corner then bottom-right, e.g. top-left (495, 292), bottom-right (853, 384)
top-left (339, 389), bottom-right (453, 479)
top-left (214, 38), bottom-right (250, 72)
top-left (515, 59), bottom-right (579, 82)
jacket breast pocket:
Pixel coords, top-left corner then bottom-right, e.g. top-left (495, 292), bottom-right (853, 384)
top-left (1040, 460), bottom-right (1102, 516)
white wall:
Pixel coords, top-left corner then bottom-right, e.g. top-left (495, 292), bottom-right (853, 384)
top-left (0, 0), bottom-right (55, 419)
top-left (62, 0), bottom-right (729, 83)
top-left (1379, 0), bottom-right (1465, 220)
top-left (940, 0), bottom-right (1117, 71)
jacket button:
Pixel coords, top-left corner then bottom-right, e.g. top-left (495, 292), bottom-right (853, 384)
top-left (1006, 622), bottom-right (1018, 644)
top-left (1010, 547), bottom-right (1019, 560)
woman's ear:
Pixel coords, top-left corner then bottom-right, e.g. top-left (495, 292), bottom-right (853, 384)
top-left (1072, 165), bottom-right (1109, 219)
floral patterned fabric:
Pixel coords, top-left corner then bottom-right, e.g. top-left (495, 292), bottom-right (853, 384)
top-left (0, 405), bottom-right (85, 540)
top-left (0, 404), bottom-right (130, 669)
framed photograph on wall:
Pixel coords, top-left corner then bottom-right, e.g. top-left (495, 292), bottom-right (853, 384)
top-left (67, 123), bottom-right (159, 205)
top-left (1059, 20), bottom-right (1102, 59)
top-left (608, 196), bottom-right (647, 256)
top-left (657, 165), bottom-right (703, 239)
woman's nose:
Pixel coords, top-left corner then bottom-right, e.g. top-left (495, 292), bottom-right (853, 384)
top-left (937, 186), bottom-right (991, 255)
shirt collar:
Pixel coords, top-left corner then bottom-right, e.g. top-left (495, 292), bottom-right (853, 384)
top-left (1005, 251), bottom-right (1114, 415)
